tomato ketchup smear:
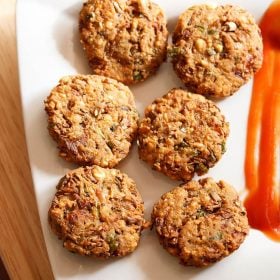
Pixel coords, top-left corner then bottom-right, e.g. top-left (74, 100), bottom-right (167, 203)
top-left (244, 0), bottom-right (280, 241)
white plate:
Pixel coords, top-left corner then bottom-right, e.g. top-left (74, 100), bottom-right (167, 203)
top-left (17, 0), bottom-right (280, 279)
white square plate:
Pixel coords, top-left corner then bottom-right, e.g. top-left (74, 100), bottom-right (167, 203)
top-left (17, 0), bottom-right (280, 279)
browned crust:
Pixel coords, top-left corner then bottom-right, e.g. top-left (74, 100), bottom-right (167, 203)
top-left (44, 75), bottom-right (139, 167)
top-left (171, 4), bottom-right (263, 97)
top-left (151, 178), bottom-right (249, 267)
top-left (138, 88), bottom-right (229, 181)
top-left (79, 0), bottom-right (168, 85)
top-left (48, 166), bottom-right (145, 258)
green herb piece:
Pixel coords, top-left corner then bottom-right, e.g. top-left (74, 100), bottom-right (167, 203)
top-left (208, 29), bottom-right (217, 35)
top-left (195, 25), bottom-right (205, 32)
top-left (196, 209), bottom-right (206, 217)
top-left (133, 71), bottom-right (143, 81)
top-left (168, 47), bottom-right (180, 58)
top-left (191, 150), bottom-right (200, 157)
top-left (194, 162), bottom-right (209, 173)
top-left (107, 233), bottom-right (118, 253)
top-left (210, 232), bottom-right (223, 241)
top-left (221, 141), bottom-right (226, 154)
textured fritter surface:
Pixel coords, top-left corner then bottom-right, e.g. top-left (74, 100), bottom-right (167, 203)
top-left (79, 0), bottom-right (168, 85)
top-left (171, 4), bottom-right (263, 97)
top-left (152, 178), bottom-right (249, 267)
top-left (48, 166), bottom-right (145, 258)
top-left (45, 75), bottom-right (138, 167)
top-left (138, 89), bottom-right (229, 181)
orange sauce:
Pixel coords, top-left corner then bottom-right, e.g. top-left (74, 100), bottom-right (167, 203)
top-left (245, 0), bottom-right (280, 240)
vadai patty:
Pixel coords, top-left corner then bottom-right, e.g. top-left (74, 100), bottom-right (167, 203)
top-left (44, 75), bottom-right (138, 167)
top-left (171, 4), bottom-right (263, 97)
top-left (138, 88), bottom-right (229, 181)
top-left (79, 0), bottom-right (168, 85)
top-left (48, 166), bottom-right (146, 258)
top-left (152, 178), bottom-right (249, 267)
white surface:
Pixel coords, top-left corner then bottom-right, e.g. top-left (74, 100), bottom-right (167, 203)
top-left (17, 0), bottom-right (280, 279)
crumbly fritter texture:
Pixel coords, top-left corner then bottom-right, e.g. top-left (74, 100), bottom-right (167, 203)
top-left (152, 178), bottom-right (249, 267)
top-left (44, 75), bottom-right (138, 167)
top-left (79, 0), bottom-right (168, 85)
top-left (48, 166), bottom-right (145, 258)
top-left (171, 4), bottom-right (263, 97)
top-left (138, 89), bottom-right (229, 181)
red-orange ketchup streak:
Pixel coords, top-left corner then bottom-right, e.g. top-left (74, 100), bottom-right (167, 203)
top-left (245, 0), bottom-right (280, 240)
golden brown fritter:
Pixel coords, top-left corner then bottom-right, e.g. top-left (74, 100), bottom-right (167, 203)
top-left (48, 166), bottom-right (146, 258)
top-left (138, 88), bottom-right (229, 181)
top-left (45, 75), bottom-right (138, 167)
top-left (170, 4), bottom-right (263, 97)
top-left (79, 0), bottom-right (168, 85)
top-left (152, 178), bottom-right (249, 267)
